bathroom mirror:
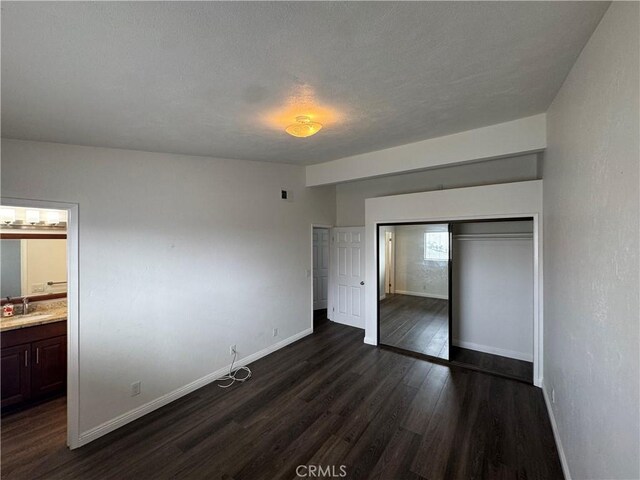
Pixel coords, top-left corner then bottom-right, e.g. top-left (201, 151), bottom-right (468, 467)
top-left (1, 236), bottom-right (67, 300)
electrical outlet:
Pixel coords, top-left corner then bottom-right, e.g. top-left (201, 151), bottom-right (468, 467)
top-left (229, 344), bottom-right (237, 355)
top-left (551, 388), bottom-right (556, 403)
top-left (131, 381), bottom-right (141, 397)
top-left (32, 283), bottom-right (45, 293)
top-left (273, 328), bottom-right (278, 337)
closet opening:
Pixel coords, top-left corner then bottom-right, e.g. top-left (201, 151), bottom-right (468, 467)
top-left (377, 218), bottom-right (534, 383)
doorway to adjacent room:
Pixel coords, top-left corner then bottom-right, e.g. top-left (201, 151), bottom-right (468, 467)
top-left (312, 226), bottom-right (330, 330)
top-left (0, 198), bottom-right (79, 449)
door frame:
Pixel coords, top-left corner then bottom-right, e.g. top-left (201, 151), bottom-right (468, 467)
top-left (2, 197), bottom-right (80, 449)
top-left (384, 230), bottom-right (394, 295)
top-left (310, 224), bottom-right (332, 331)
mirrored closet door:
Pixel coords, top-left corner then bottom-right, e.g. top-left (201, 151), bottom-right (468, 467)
top-left (378, 223), bottom-right (450, 361)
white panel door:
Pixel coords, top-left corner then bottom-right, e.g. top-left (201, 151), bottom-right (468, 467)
top-left (313, 228), bottom-right (329, 310)
top-left (330, 227), bottom-right (366, 328)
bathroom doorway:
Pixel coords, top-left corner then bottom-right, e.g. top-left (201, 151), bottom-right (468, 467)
top-left (0, 198), bottom-right (79, 449)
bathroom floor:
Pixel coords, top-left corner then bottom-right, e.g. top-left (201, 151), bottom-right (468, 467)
top-left (1, 396), bottom-right (67, 479)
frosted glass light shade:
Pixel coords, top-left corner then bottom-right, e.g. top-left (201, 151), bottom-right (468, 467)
top-left (285, 116), bottom-right (323, 138)
top-left (0, 208), bottom-right (15, 224)
top-left (26, 210), bottom-right (41, 224)
top-left (46, 211), bottom-right (61, 225)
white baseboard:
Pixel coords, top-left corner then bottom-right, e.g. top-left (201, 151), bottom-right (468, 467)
top-left (542, 383), bottom-right (571, 479)
top-left (379, 294), bottom-right (386, 301)
top-left (394, 290), bottom-right (448, 300)
top-left (452, 339), bottom-right (533, 362)
top-left (363, 336), bottom-right (377, 345)
top-left (78, 327), bottom-right (314, 447)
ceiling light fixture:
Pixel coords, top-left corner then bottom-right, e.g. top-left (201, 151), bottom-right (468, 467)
top-left (285, 116), bottom-right (323, 138)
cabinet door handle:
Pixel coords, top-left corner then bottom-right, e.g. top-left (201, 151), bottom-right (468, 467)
top-left (36, 347), bottom-right (39, 364)
top-left (24, 350), bottom-right (28, 367)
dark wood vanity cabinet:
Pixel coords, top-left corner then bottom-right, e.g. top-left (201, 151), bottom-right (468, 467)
top-left (1, 322), bottom-right (67, 409)
top-left (1, 344), bottom-right (31, 407)
top-left (30, 336), bottom-right (67, 398)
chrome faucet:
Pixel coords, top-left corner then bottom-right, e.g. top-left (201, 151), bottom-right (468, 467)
top-left (22, 297), bottom-right (29, 315)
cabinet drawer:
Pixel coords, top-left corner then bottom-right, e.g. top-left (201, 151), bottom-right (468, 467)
top-left (2, 321), bottom-right (66, 348)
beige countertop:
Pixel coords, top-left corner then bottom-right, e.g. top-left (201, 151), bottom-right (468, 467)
top-left (1, 308), bottom-right (67, 332)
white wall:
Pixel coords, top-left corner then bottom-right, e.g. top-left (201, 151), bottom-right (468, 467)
top-left (543, 3), bottom-right (639, 479)
top-left (452, 221), bottom-right (534, 361)
top-left (393, 224), bottom-right (448, 299)
top-left (0, 139), bottom-right (335, 439)
top-left (306, 114), bottom-right (546, 186)
top-left (364, 181), bottom-right (543, 385)
top-left (336, 154), bottom-right (538, 227)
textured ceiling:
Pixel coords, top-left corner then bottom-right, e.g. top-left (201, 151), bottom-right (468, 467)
top-left (1, 2), bottom-right (609, 165)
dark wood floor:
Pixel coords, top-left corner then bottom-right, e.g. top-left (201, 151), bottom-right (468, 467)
top-left (380, 293), bottom-right (533, 383)
top-left (380, 294), bottom-right (449, 359)
top-left (451, 346), bottom-right (533, 384)
top-left (1, 322), bottom-right (563, 480)
top-left (313, 308), bottom-right (328, 329)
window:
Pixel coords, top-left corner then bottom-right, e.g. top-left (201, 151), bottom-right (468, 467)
top-left (424, 232), bottom-right (449, 261)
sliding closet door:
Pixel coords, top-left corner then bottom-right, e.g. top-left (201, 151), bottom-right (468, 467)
top-left (378, 223), bottom-right (450, 361)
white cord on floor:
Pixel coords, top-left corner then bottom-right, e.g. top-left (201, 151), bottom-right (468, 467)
top-left (217, 349), bottom-right (252, 388)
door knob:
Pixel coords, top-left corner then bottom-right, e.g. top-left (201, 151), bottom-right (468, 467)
top-left (360, 281), bottom-right (365, 285)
